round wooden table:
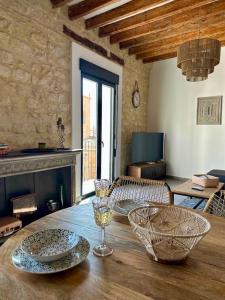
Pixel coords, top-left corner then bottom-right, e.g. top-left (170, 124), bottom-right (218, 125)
top-left (0, 203), bottom-right (225, 300)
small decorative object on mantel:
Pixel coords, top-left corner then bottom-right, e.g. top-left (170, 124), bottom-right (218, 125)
top-left (38, 142), bottom-right (46, 150)
top-left (57, 117), bottom-right (65, 149)
top-left (197, 96), bottom-right (222, 125)
top-left (132, 80), bottom-right (140, 108)
top-left (0, 144), bottom-right (9, 156)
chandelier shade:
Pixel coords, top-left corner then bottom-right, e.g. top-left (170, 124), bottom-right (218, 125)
top-left (177, 38), bottom-right (221, 82)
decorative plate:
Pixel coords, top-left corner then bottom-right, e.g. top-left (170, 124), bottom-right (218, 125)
top-left (12, 235), bottom-right (90, 274)
top-left (113, 199), bottom-right (140, 216)
top-left (21, 229), bottom-right (79, 262)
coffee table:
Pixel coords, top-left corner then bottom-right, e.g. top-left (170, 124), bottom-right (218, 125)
top-left (171, 179), bottom-right (224, 208)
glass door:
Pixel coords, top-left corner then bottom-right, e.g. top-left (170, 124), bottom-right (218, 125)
top-left (101, 84), bottom-right (114, 181)
top-left (81, 76), bottom-right (116, 198)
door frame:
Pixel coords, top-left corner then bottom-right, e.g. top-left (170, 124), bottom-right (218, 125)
top-left (72, 42), bottom-right (123, 200)
top-left (80, 73), bottom-right (117, 198)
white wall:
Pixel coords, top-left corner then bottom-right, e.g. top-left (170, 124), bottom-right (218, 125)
top-left (72, 43), bottom-right (123, 197)
top-left (148, 48), bottom-right (225, 178)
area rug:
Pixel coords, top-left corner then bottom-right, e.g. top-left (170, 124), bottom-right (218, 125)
top-left (179, 198), bottom-right (206, 210)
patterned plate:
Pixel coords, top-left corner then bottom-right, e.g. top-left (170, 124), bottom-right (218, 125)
top-left (21, 228), bottom-right (79, 262)
top-left (113, 199), bottom-right (141, 216)
top-left (12, 235), bottom-right (90, 274)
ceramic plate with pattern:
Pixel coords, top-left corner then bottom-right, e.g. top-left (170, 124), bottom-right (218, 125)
top-left (21, 228), bottom-right (79, 262)
top-left (113, 199), bottom-right (140, 216)
top-left (12, 235), bottom-right (90, 274)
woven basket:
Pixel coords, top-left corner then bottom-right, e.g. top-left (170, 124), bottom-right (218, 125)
top-left (128, 205), bottom-right (211, 263)
top-left (192, 174), bottom-right (219, 188)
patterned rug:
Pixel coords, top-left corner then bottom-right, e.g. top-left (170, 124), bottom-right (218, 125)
top-left (179, 198), bottom-right (206, 210)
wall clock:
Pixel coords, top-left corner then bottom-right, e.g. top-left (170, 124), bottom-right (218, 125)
top-left (132, 80), bottom-right (140, 108)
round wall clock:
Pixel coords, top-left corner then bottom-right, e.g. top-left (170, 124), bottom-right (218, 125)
top-left (132, 81), bottom-right (140, 108)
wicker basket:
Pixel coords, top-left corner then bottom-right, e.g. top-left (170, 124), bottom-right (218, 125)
top-left (128, 205), bottom-right (211, 263)
top-left (192, 174), bottom-right (219, 188)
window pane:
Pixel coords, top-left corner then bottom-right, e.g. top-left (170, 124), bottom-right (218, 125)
top-left (82, 78), bottom-right (97, 195)
top-left (101, 84), bottom-right (114, 181)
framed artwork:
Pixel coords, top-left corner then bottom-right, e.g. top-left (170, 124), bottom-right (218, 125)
top-left (197, 96), bottom-right (222, 125)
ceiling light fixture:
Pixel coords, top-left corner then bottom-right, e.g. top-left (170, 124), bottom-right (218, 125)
top-left (177, 38), bottom-right (221, 81)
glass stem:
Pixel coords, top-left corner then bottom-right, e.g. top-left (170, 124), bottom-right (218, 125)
top-left (101, 226), bottom-right (106, 247)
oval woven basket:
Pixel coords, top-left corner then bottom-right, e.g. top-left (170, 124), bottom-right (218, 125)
top-left (128, 205), bottom-right (211, 263)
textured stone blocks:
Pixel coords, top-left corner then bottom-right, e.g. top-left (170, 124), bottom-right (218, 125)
top-left (0, 0), bottom-right (150, 173)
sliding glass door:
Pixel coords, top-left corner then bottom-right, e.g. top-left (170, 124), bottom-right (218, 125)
top-left (81, 75), bottom-right (117, 198)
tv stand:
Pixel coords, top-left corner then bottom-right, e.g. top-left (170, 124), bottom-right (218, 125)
top-left (127, 161), bottom-right (166, 179)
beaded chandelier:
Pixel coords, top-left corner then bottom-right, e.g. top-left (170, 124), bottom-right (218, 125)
top-left (177, 38), bottom-right (221, 82)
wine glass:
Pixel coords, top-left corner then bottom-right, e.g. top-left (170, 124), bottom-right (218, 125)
top-left (94, 179), bottom-right (110, 198)
top-left (92, 196), bottom-right (114, 257)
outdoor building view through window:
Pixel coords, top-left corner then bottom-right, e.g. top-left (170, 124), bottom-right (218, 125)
top-left (82, 77), bottom-right (114, 196)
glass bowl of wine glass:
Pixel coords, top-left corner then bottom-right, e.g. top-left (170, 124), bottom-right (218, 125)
top-left (92, 196), bottom-right (114, 257)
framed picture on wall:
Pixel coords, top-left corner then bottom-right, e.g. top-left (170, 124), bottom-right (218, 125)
top-left (197, 96), bottom-right (222, 125)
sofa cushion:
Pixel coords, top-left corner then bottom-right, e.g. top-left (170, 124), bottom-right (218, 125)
top-left (207, 170), bottom-right (225, 183)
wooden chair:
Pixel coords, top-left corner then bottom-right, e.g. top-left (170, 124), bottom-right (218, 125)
top-left (203, 191), bottom-right (225, 217)
top-left (108, 176), bottom-right (172, 205)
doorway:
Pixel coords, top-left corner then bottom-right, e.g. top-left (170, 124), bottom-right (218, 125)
top-left (80, 60), bottom-right (118, 198)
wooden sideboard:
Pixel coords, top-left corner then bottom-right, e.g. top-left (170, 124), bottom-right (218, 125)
top-left (127, 161), bottom-right (166, 179)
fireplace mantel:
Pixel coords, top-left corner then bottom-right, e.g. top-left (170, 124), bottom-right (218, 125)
top-left (0, 149), bottom-right (81, 204)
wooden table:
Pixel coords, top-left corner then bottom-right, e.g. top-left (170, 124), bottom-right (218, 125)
top-left (0, 204), bottom-right (225, 300)
top-left (171, 179), bottom-right (224, 207)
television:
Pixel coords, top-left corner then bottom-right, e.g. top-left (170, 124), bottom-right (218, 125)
top-left (131, 132), bottom-right (164, 163)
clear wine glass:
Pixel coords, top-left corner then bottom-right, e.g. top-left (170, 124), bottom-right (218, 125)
top-left (94, 179), bottom-right (110, 198)
top-left (92, 196), bottom-right (114, 257)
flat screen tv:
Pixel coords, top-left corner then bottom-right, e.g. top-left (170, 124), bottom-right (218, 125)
top-left (131, 132), bottom-right (164, 163)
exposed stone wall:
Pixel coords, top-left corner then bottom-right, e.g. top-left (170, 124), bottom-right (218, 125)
top-left (0, 0), bottom-right (150, 174)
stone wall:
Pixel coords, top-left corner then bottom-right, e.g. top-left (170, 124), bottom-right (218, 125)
top-left (0, 0), bottom-right (150, 174)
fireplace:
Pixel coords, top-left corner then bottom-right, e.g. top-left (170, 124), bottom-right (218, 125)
top-left (0, 150), bottom-right (81, 231)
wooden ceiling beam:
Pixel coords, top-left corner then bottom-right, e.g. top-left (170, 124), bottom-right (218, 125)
top-left (99, 0), bottom-right (219, 37)
top-left (138, 36), bottom-right (225, 61)
top-left (85, 0), bottom-right (167, 30)
top-left (51, 0), bottom-right (72, 7)
top-left (118, 0), bottom-right (225, 48)
top-left (68, 0), bottom-right (118, 20)
top-left (143, 41), bottom-right (225, 63)
top-left (143, 52), bottom-right (177, 63)
top-left (129, 18), bottom-right (225, 55)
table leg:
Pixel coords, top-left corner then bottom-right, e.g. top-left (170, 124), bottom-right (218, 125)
top-left (170, 192), bottom-right (174, 205)
top-left (193, 198), bottom-right (205, 209)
